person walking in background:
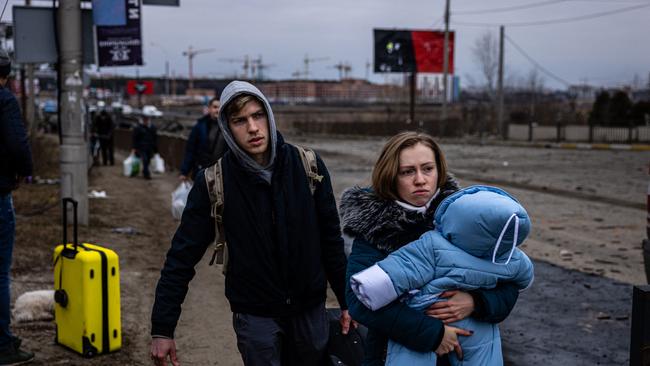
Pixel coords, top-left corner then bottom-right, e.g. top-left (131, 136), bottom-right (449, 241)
top-left (179, 97), bottom-right (226, 181)
top-left (132, 112), bottom-right (158, 180)
top-left (151, 81), bottom-right (351, 366)
top-left (340, 131), bottom-right (521, 365)
top-left (0, 48), bottom-right (35, 365)
top-left (92, 109), bottom-right (115, 166)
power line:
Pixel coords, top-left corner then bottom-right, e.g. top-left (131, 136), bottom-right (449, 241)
top-left (0, 0), bottom-right (8, 22)
top-left (454, 0), bottom-right (568, 15)
top-left (454, 0), bottom-right (650, 16)
top-left (428, 16), bottom-right (444, 29)
top-left (570, 0), bottom-right (650, 3)
top-left (454, 3), bottom-right (650, 27)
top-left (505, 34), bottom-right (572, 86)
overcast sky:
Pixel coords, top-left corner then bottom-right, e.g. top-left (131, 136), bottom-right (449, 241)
top-left (5, 0), bottom-right (650, 89)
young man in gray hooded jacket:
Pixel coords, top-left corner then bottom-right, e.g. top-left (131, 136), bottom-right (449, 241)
top-left (150, 81), bottom-right (351, 366)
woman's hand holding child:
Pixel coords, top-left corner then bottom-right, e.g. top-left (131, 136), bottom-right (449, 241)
top-left (426, 290), bottom-right (475, 324)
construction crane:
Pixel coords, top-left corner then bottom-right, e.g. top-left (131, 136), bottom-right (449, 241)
top-left (219, 55), bottom-right (251, 79)
top-left (303, 54), bottom-right (329, 79)
top-left (332, 61), bottom-right (352, 80)
top-left (182, 45), bottom-right (216, 90)
top-left (365, 60), bottom-right (372, 80)
top-left (251, 55), bottom-right (275, 81)
top-left (219, 55), bottom-right (274, 80)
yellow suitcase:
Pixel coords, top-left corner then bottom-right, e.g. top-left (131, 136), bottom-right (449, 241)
top-left (53, 198), bottom-right (121, 357)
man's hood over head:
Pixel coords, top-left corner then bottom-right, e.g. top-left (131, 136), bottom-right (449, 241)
top-left (218, 81), bottom-right (277, 177)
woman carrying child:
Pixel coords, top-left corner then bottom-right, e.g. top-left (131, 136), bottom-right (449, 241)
top-left (341, 131), bottom-right (526, 365)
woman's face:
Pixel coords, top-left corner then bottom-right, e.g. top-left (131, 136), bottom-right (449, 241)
top-left (396, 143), bottom-right (439, 207)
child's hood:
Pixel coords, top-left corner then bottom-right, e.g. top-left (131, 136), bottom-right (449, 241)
top-left (434, 185), bottom-right (531, 261)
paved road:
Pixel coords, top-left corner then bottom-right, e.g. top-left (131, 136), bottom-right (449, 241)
top-left (290, 134), bottom-right (646, 365)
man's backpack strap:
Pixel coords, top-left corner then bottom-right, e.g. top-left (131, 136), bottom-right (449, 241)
top-left (205, 158), bottom-right (227, 269)
top-left (295, 144), bottom-right (323, 195)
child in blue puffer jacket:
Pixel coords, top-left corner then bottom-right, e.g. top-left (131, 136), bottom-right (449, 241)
top-left (350, 185), bottom-right (534, 366)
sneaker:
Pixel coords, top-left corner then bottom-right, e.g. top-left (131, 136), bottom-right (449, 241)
top-left (0, 344), bottom-right (34, 365)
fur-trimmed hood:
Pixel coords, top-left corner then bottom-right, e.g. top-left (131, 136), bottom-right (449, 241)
top-left (339, 174), bottom-right (460, 253)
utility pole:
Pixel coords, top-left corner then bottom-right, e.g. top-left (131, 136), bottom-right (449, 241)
top-left (149, 42), bottom-right (170, 95)
top-left (171, 69), bottom-right (177, 97)
top-left (182, 45), bottom-right (215, 91)
top-left (442, 0), bottom-right (450, 123)
top-left (164, 61), bottom-right (170, 95)
top-left (58, 0), bottom-right (88, 225)
top-left (25, 0), bottom-right (36, 135)
top-left (409, 72), bottom-right (416, 124)
top-left (135, 67), bottom-right (143, 108)
top-left (497, 25), bottom-right (505, 140)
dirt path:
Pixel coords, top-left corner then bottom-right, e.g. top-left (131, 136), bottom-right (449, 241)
top-left (12, 149), bottom-right (240, 365)
top-left (173, 254), bottom-right (239, 365)
top-left (84, 156), bottom-right (240, 366)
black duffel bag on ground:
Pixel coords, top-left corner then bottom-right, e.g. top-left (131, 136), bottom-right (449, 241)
top-left (326, 308), bottom-right (367, 366)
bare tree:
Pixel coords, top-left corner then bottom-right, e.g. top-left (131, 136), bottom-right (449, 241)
top-left (632, 73), bottom-right (642, 90)
top-left (526, 68), bottom-right (545, 94)
top-left (472, 31), bottom-right (499, 98)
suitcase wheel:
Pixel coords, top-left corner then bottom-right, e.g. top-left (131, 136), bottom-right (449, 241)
top-left (54, 289), bottom-right (68, 308)
top-left (82, 337), bottom-right (98, 358)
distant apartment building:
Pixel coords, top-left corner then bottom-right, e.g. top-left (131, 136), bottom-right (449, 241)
top-left (568, 84), bottom-right (597, 103)
top-left (257, 79), bottom-right (404, 104)
top-left (254, 77), bottom-right (461, 104)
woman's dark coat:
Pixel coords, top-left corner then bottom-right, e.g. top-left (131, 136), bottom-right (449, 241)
top-left (340, 177), bottom-right (520, 365)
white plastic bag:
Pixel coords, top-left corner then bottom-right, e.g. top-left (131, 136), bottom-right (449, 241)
top-left (122, 153), bottom-right (141, 177)
top-left (150, 153), bottom-right (166, 174)
top-left (171, 182), bottom-right (192, 220)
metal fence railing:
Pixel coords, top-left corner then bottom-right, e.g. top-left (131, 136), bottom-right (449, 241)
top-left (508, 124), bottom-right (650, 143)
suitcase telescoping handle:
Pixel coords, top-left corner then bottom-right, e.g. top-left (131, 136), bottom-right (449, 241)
top-left (62, 197), bottom-right (79, 252)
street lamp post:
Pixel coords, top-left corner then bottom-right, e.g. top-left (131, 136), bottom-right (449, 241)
top-left (150, 42), bottom-right (170, 95)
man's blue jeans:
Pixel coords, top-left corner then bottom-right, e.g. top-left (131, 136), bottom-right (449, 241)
top-left (0, 194), bottom-right (15, 350)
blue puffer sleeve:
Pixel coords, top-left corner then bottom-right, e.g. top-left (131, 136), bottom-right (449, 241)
top-left (375, 230), bottom-right (440, 297)
top-left (346, 239), bottom-right (444, 353)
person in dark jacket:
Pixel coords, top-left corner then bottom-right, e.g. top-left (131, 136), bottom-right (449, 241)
top-left (179, 97), bottom-right (226, 181)
top-left (339, 131), bottom-right (520, 365)
top-left (131, 114), bottom-right (158, 180)
top-left (92, 109), bottom-right (115, 166)
top-left (0, 48), bottom-right (35, 366)
top-left (150, 81), bottom-right (351, 366)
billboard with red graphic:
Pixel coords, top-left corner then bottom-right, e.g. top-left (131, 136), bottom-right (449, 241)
top-left (374, 29), bottom-right (454, 73)
top-left (126, 80), bottom-right (154, 95)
